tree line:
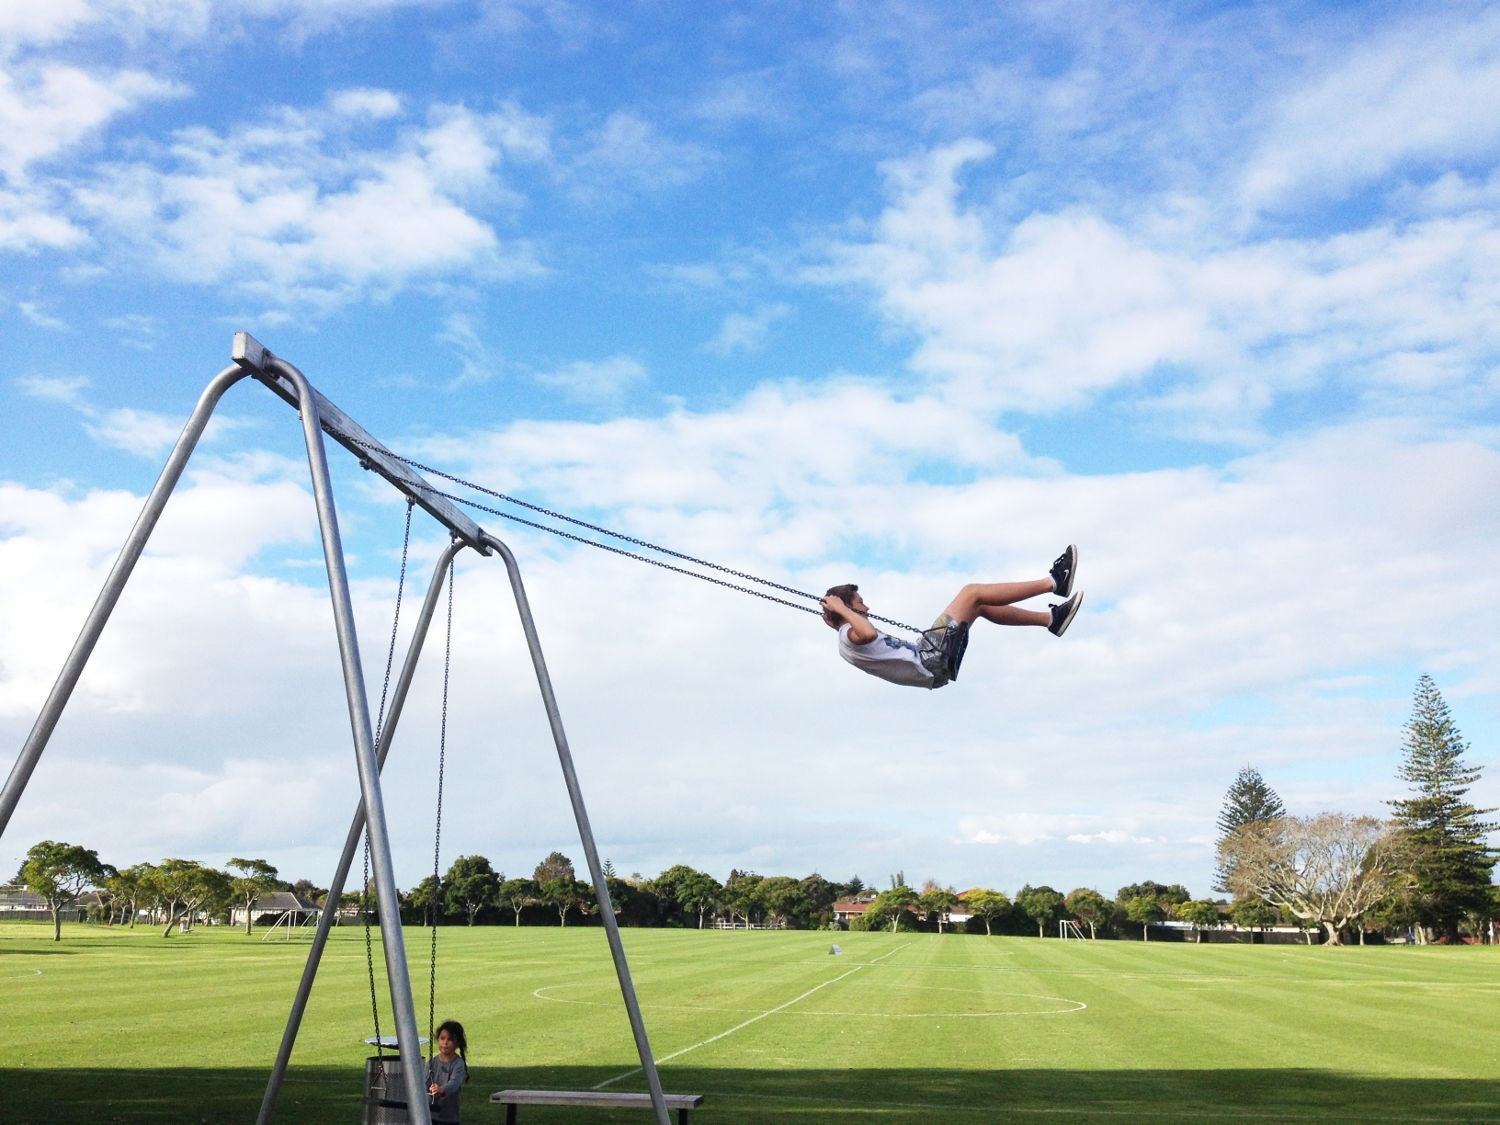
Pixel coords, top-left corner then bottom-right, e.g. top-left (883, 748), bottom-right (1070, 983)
top-left (14, 677), bottom-right (1494, 945)
top-left (11, 837), bottom-right (1230, 942)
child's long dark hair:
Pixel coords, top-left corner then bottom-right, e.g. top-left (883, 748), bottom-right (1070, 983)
top-left (435, 1019), bottom-right (470, 1082)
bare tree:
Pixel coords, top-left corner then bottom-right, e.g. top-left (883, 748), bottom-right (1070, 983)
top-left (1219, 813), bottom-right (1408, 945)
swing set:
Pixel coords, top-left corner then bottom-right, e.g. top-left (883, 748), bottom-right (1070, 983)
top-left (0, 333), bottom-right (792, 1124)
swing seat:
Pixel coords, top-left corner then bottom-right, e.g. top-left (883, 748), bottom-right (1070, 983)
top-left (490, 1088), bottom-right (705, 1124)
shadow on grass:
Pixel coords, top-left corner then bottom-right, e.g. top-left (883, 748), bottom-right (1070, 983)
top-left (4, 1064), bottom-right (1498, 1123)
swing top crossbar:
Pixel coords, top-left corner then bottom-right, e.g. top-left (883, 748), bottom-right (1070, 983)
top-left (232, 332), bottom-right (491, 556)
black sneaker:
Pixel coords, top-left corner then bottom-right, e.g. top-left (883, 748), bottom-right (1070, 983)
top-left (1049, 590), bottom-right (1083, 637)
top-left (1049, 544), bottom-right (1078, 598)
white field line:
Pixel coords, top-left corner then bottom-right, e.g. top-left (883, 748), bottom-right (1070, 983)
top-left (595, 944), bottom-right (908, 1090)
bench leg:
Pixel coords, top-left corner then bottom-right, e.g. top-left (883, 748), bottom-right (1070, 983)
top-left (506, 1106), bottom-right (517, 1125)
top-left (678, 1110), bottom-right (690, 1125)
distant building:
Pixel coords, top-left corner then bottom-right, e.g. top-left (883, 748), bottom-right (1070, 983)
top-left (831, 897), bottom-right (873, 925)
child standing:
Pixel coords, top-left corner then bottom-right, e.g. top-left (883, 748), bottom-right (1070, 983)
top-left (426, 1020), bottom-right (469, 1124)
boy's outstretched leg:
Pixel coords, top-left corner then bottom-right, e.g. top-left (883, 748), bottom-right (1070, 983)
top-left (944, 578), bottom-right (1055, 624)
top-left (942, 544), bottom-right (1083, 634)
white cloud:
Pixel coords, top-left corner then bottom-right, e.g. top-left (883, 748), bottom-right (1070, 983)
top-left (16, 300), bottom-right (68, 329)
top-left (328, 87), bottom-right (404, 121)
top-left (0, 64), bottom-right (187, 181)
top-left (0, 0), bottom-right (111, 52)
top-left (84, 408), bottom-right (189, 457)
top-left (823, 142), bottom-right (1500, 435)
top-left (705, 303), bottom-right (791, 356)
top-left (70, 103), bottom-right (543, 312)
top-left (437, 311), bottom-right (501, 389)
top-left (18, 375), bottom-right (89, 406)
top-left (17, 375), bottom-right (251, 459)
top-left (1241, 10), bottom-right (1500, 210)
top-left (0, 186), bottom-right (87, 251)
top-left (567, 110), bottom-right (716, 202)
top-left (532, 355), bottom-right (648, 408)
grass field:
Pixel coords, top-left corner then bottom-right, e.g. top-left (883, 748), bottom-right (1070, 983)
top-left (3, 921), bottom-right (1498, 1123)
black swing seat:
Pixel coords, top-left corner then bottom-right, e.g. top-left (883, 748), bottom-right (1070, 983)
top-left (490, 1088), bottom-right (705, 1123)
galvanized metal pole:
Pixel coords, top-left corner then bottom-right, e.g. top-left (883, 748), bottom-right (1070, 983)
top-left (257, 539), bottom-right (465, 1125)
top-left (481, 532), bottom-right (671, 1125)
top-left (271, 356), bottom-right (432, 1125)
top-left (0, 366), bottom-right (249, 839)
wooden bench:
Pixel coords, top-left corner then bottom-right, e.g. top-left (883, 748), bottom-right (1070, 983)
top-left (490, 1089), bottom-right (705, 1123)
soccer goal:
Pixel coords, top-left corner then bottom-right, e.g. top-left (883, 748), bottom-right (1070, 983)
top-left (1059, 919), bottom-right (1089, 940)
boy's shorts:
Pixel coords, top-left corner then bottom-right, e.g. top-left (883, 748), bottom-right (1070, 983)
top-left (918, 613), bottom-right (970, 687)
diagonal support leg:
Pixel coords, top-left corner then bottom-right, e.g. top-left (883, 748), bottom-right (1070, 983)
top-left (483, 532), bottom-right (671, 1125)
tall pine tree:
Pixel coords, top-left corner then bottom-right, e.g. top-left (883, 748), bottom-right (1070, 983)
top-left (1214, 765), bottom-right (1286, 893)
top-left (1388, 674), bottom-right (1496, 941)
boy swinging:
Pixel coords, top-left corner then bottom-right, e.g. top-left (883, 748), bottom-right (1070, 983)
top-left (819, 546), bottom-right (1082, 690)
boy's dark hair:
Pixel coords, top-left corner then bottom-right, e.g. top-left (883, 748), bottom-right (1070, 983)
top-left (822, 583), bottom-right (860, 628)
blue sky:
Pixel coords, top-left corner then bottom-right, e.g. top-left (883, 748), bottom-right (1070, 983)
top-left (3, 1), bottom-right (1498, 905)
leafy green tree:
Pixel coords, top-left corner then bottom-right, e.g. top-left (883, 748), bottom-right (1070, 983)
top-left (1228, 897), bottom-right (1278, 930)
top-left (1065, 887), bottom-right (1112, 938)
top-left (1215, 766), bottom-right (1286, 892)
top-left (756, 875), bottom-right (805, 928)
top-left (407, 874), bottom-right (443, 926)
top-left (537, 877), bottom-right (589, 926)
top-left (495, 878), bottom-right (537, 926)
top-left (226, 857), bottom-right (279, 935)
top-left (964, 888), bottom-right (1011, 936)
top-left (1177, 900), bottom-right (1221, 942)
top-left (867, 883), bottom-right (917, 933)
top-left (918, 882), bottom-right (959, 933)
top-left (103, 863), bottom-right (151, 927)
top-left (445, 854), bottom-right (500, 925)
top-left (1116, 881), bottom-right (1190, 908)
top-left (18, 840), bottom-right (107, 941)
top-left (1123, 894), bottom-right (1166, 940)
top-left (798, 873), bottom-right (839, 928)
top-left (602, 869), bottom-right (655, 926)
top-left (533, 851), bottom-right (575, 884)
top-left (654, 865), bottom-right (722, 929)
top-left (1016, 885), bottom-right (1066, 937)
top-left (291, 878), bottom-right (326, 906)
top-left (722, 870), bottom-right (764, 927)
top-left (148, 859), bottom-right (230, 937)
top-left (1387, 674), bottom-right (1497, 942)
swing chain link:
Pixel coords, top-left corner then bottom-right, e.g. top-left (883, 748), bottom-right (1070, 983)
top-left (327, 427), bottom-right (923, 635)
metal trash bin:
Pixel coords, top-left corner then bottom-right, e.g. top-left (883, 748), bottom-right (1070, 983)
top-left (364, 1055), bottom-right (410, 1124)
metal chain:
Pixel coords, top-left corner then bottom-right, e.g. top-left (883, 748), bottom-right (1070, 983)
top-left (327, 427), bottom-right (922, 634)
top-left (365, 500), bottom-right (415, 1057)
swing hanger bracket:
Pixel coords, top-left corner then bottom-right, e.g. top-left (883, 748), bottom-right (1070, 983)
top-left (233, 331), bottom-right (492, 556)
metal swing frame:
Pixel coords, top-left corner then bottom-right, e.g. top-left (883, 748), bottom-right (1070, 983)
top-left (0, 333), bottom-right (672, 1125)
